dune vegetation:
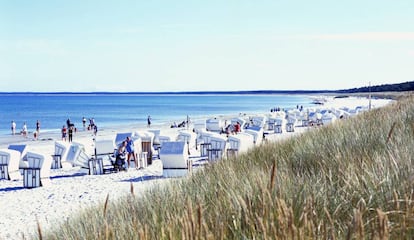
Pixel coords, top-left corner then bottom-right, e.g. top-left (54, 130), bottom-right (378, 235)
top-left (36, 94), bottom-right (414, 239)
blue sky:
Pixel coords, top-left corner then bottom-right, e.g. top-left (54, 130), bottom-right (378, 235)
top-left (0, 0), bottom-right (413, 92)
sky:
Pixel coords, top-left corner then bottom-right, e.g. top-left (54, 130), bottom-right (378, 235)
top-left (0, 0), bottom-right (413, 92)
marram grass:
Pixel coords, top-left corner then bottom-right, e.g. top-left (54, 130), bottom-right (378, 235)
top-left (36, 95), bottom-right (414, 239)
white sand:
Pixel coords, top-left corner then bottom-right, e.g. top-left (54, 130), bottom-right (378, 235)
top-left (0, 96), bottom-right (393, 240)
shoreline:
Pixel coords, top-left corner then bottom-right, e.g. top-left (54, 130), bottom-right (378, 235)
top-left (0, 96), bottom-right (393, 239)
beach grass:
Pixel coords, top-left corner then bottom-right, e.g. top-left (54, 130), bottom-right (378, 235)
top-left (35, 94), bottom-right (414, 239)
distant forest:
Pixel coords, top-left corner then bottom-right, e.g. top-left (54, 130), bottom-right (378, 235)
top-left (1, 81), bottom-right (413, 95)
top-left (339, 81), bottom-right (414, 93)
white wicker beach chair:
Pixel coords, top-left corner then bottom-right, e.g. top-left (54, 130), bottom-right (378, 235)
top-left (160, 141), bottom-right (191, 177)
top-left (0, 149), bottom-right (21, 180)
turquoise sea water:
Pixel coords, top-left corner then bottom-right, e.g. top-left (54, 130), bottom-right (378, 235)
top-left (0, 93), bottom-right (313, 135)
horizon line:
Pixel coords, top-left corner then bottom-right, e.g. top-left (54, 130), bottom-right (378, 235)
top-left (0, 90), bottom-right (340, 95)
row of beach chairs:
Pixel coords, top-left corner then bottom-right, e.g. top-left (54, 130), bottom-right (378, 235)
top-left (0, 123), bottom-right (266, 187)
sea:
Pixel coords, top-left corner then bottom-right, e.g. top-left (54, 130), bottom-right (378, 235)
top-left (0, 93), bottom-right (314, 136)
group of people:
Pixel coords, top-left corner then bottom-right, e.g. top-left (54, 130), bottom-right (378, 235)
top-left (85, 117), bottom-right (98, 134)
top-left (170, 120), bottom-right (187, 128)
top-left (222, 121), bottom-right (241, 136)
top-left (61, 124), bottom-right (75, 142)
top-left (11, 120), bottom-right (40, 140)
top-left (10, 117), bottom-right (97, 141)
top-left (114, 136), bottom-right (139, 171)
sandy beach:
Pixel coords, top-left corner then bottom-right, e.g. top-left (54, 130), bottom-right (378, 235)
top-left (0, 96), bottom-right (392, 240)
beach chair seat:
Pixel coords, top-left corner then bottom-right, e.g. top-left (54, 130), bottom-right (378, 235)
top-left (141, 141), bottom-right (153, 166)
top-left (286, 123), bottom-right (295, 132)
top-left (135, 131), bottom-right (155, 166)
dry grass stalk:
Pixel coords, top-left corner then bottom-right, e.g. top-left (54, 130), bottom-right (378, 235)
top-left (324, 207), bottom-right (335, 240)
top-left (130, 182), bottom-right (134, 195)
top-left (103, 193), bottom-right (109, 218)
top-left (36, 218), bottom-right (42, 240)
top-left (197, 201), bottom-right (202, 239)
top-left (353, 208), bottom-right (364, 239)
top-left (269, 160), bottom-right (277, 191)
top-left (377, 209), bottom-right (389, 240)
top-left (386, 122), bottom-right (397, 144)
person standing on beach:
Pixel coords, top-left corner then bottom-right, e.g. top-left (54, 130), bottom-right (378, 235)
top-left (93, 124), bottom-right (98, 136)
top-left (11, 121), bottom-right (16, 135)
top-left (21, 122), bottom-right (28, 138)
top-left (125, 136), bottom-right (138, 169)
top-left (36, 120), bottom-right (40, 137)
top-left (68, 125), bottom-right (74, 142)
top-left (61, 125), bottom-right (67, 141)
top-left (82, 117), bottom-right (86, 130)
top-left (147, 115), bottom-right (151, 128)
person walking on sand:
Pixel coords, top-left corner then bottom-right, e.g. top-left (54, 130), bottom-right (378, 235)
top-left (147, 115), bottom-right (151, 128)
top-left (11, 121), bottom-right (16, 135)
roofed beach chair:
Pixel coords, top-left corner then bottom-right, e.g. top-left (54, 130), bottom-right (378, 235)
top-left (286, 117), bottom-right (297, 132)
top-left (193, 119), bottom-right (206, 134)
top-left (0, 149), bottom-right (22, 180)
top-left (176, 130), bottom-right (196, 155)
top-left (227, 133), bottom-right (255, 158)
top-left (274, 118), bottom-right (284, 134)
top-left (135, 131), bottom-right (155, 167)
top-left (206, 118), bottom-right (225, 133)
top-left (21, 151), bottom-right (52, 188)
top-left (160, 141), bottom-right (191, 178)
top-left (244, 126), bottom-right (264, 144)
top-left (8, 144), bottom-right (28, 170)
top-left (93, 139), bottom-right (117, 174)
top-left (207, 134), bottom-right (228, 161)
top-left (197, 130), bottom-right (215, 158)
top-left (52, 141), bottom-right (71, 169)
